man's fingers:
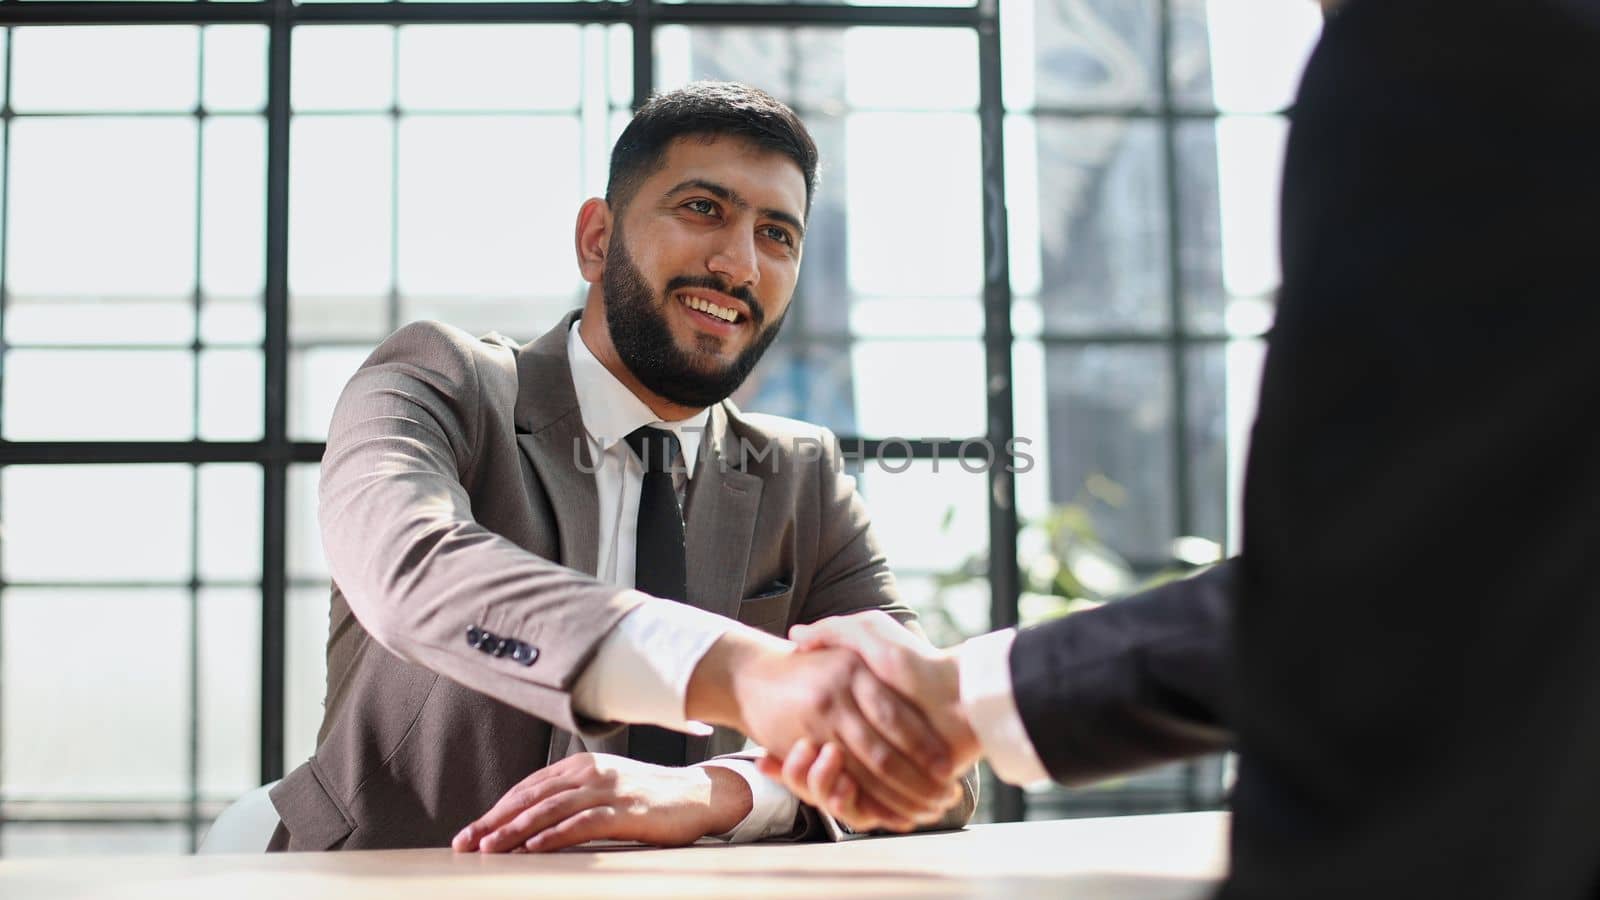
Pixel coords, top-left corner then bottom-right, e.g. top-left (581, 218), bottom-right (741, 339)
top-left (454, 774), bottom-right (574, 851)
top-left (780, 738), bottom-right (823, 805)
top-left (850, 666), bottom-right (952, 778)
top-left (525, 806), bottom-right (619, 853)
top-left (827, 692), bottom-right (945, 824)
top-left (477, 787), bottom-right (599, 853)
top-left (806, 741), bottom-right (847, 808)
top-left (756, 753), bottom-right (784, 781)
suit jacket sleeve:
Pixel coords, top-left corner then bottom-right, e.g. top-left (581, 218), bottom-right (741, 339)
top-left (1009, 561), bottom-right (1235, 785)
top-left (318, 320), bottom-right (641, 736)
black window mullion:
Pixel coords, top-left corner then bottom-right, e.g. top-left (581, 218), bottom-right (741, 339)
top-left (632, 0), bottom-right (653, 111)
top-left (261, 0), bottom-right (293, 788)
top-left (977, 0), bottom-right (1023, 824)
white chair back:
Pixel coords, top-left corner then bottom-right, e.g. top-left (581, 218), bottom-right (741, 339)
top-left (197, 780), bottom-right (282, 854)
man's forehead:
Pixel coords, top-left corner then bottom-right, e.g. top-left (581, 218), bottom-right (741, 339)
top-left (652, 134), bottom-right (808, 217)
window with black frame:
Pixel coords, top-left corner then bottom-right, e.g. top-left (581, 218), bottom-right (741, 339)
top-left (0, 0), bottom-right (1318, 855)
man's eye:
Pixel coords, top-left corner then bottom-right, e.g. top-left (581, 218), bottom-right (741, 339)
top-left (762, 226), bottom-right (794, 246)
top-left (685, 199), bottom-right (715, 215)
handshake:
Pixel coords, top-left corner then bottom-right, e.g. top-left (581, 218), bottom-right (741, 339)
top-left (685, 610), bottom-right (979, 833)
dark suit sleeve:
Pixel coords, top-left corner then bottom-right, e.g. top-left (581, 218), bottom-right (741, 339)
top-left (1010, 562), bottom-right (1234, 785)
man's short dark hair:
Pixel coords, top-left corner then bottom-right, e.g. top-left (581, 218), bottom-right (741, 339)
top-left (606, 81), bottom-right (819, 218)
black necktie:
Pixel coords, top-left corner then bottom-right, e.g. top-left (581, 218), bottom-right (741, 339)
top-left (623, 426), bottom-right (688, 767)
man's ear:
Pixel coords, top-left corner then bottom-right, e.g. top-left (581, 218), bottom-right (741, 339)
top-left (575, 197), bottom-right (612, 284)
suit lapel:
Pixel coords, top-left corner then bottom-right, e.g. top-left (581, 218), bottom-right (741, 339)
top-left (685, 403), bottom-right (762, 620)
top-left (514, 311), bottom-right (600, 578)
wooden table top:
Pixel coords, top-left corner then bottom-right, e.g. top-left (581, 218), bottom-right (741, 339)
top-left (0, 811), bottom-right (1229, 900)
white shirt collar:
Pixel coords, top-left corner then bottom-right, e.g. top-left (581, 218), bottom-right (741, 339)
top-left (567, 320), bottom-right (709, 476)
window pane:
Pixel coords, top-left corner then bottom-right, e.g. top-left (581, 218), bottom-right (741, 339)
top-left (290, 297), bottom-right (389, 344)
top-left (1018, 116), bottom-right (1169, 334)
top-left (202, 298), bottom-right (266, 345)
top-left (852, 340), bottom-right (985, 438)
top-left (397, 116), bottom-right (582, 297)
top-left (398, 299), bottom-right (576, 344)
top-left (1171, 0), bottom-right (1322, 112)
top-left (199, 464), bottom-right (264, 582)
top-left (291, 26), bottom-right (394, 112)
top-left (1006, 116), bottom-right (1044, 299)
top-left (858, 458), bottom-right (988, 576)
top-left (1001, 0), bottom-right (1159, 110)
top-left (2, 589), bottom-right (189, 800)
top-left (203, 26), bottom-right (268, 112)
top-left (2, 465), bottom-right (194, 582)
top-left (290, 345), bottom-right (372, 442)
top-left (1024, 344), bottom-right (1177, 564)
top-left (1186, 341), bottom-right (1264, 555)
top-left (1, 823), bottom-right (189, 858)
top-left (289, 116), bottom-right (393, 299)
top-left (655, 26), bottom-right (984, 340)
top-left (732, 342), bottom-right (859, 436)
top-left (286, 586), bottom-right (332, 769)
top-left (203, 116), bottom-right (267, 300)
top-left (198, 588), bottom-right (262, 800)
top-left (288, 464), bottom-right (328, 582)
top-left (4, 300), bottom-right (193, 347)
top-left (661, 0), bottom-right (976, 8)
top-left (200, 349), bottom-right (265, 441)
top-left (396, 25), bottom-right (583, 111)
top-left (842, 29), bottom-right (978, 109)
top-left (1178, 116), bottom-right (1289, 333)
top-left (8, 118), bottom-right (196, 298)
top-left (849, 298), bottom-right (983, 340)
top-left (3, 351), bottom-right (195, 441)
top-left (891, 575), bottom-right (991, 647)
top-left (11, 26), bottom-right (197, 113)
top-left (846, 113), bottom-right (982, 297)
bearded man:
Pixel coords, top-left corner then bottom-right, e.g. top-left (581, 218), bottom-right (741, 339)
top-left (266, 81), bottom-right (978, 852)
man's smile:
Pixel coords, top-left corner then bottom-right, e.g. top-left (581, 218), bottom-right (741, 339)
top-left (672, 287), bottom-right (752, 337)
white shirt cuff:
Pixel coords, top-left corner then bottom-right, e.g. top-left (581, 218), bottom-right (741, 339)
top-left (694, 757), bottom-right (800, 843)
top-left (957, 628), bottom-right (1052, 788)
top-left (570, 592), bottom-right (737, 735)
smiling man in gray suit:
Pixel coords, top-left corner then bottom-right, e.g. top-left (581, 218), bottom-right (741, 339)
top-left (267, 82), bottom-right (977, 853)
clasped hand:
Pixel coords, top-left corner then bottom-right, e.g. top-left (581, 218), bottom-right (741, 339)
top-left (755, 611), bottom-right (979, 832)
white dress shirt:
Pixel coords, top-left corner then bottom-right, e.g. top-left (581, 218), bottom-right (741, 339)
top-left (954, 629), bottom-right (1051, 787)
top-left (563, 323), bottom-right (799, 842)
top-left (563, 322), bottom-right (1052, 825)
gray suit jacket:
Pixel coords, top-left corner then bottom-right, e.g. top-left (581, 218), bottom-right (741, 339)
top-left (269, 311), bottom-right (977, 849)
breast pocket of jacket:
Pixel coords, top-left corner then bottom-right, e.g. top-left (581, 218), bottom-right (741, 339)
top-left (736, 577), bottom-right (794, 635)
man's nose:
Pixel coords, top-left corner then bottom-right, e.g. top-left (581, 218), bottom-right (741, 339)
top-left (706, 230), bottom-right (759, 290)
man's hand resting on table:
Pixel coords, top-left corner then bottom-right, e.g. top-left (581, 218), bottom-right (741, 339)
top-left (755, 611), bottom-right (980, 830)
top-left (452, 753), bottom-right (752, 853)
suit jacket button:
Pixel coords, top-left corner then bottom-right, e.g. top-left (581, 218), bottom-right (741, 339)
top-left (512, 643), bottom-right (539, 666)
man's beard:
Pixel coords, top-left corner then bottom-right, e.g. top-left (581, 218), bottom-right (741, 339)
top-left (601, 229), bottom-right (787, 410)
